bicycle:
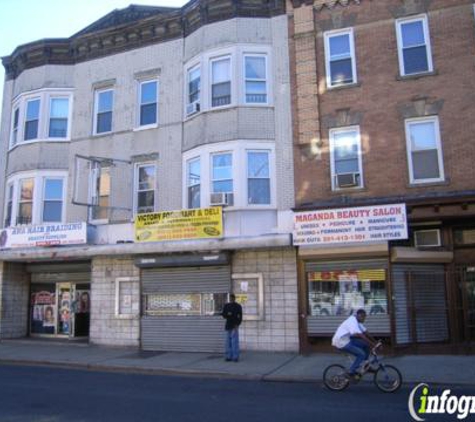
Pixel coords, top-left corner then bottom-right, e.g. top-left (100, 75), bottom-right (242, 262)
top-left (323, 341), bottom-right (402, 393)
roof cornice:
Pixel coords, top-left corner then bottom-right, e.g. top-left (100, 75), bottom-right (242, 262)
top-left (2, 0), bottom-right (285, 80)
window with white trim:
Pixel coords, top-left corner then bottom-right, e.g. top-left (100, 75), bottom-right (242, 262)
top-left (138, 80), bottom-right (158, 127)
top-left (396, 15), bottom-right (433, 76)
top-left (182, 141), bottom-right (275, 209)
top-left (9, 89), bottom-right (72, 148)
top-left (48, 98), bottom-right (70, 138)
top-left (212, 152), bottom-right (233, 194)
top-left (329, 127), bottom-right (363, 190)
top-left (186, 65), bottom-right (201, 115)
top-left (94, 89), bottom-right (113, 134)
top-left (90, 165), bottom-right (110, 220)
top-left (42, 178), bottom-right (64, 222)
top-left (5, 184), bottom-right (13, 227)
top-left (134, 163), bottom-right (156, 214)
top-left (247, 151), bottom-right (270, 204)
top-left (187, 158), bottom-right (201, 209)
top-left (244, 55), bottom-right (267, 103)
top-left (11, 107), bottom-right (19, 147)
top-left (4, 171), bottom-right (67, 227)
top-left (324, 28), bottom-right (357, 87)
top-left (405, 116), bottom-right (444, 184)
top-left (211, 56), bottom-right (231, 107)
top-left (24, 99), bottom-right (40, 141)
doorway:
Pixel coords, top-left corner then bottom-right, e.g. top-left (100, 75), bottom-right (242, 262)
top-left (30, 282), bottom-right (90, 338)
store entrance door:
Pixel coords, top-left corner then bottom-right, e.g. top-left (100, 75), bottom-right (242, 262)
top-left (30, 282), bottom-right (90, 338)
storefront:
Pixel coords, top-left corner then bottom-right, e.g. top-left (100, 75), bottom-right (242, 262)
top-left (27, 263), bottom-right (91, 339)
top-left (136, 253), bottom-right (231, 352)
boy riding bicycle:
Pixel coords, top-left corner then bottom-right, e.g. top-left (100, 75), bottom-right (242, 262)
top-left (331, 309), bottom-right (379, 377)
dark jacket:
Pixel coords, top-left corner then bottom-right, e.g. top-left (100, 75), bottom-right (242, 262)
top-left (221, 302), bottom-right (242, 331)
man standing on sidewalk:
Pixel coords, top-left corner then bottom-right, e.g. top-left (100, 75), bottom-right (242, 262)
top-left (221, 294), bottom-right (242, 362)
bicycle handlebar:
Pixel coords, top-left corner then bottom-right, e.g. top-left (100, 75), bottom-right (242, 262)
top-left (371, 340), bottom-right (383, 355)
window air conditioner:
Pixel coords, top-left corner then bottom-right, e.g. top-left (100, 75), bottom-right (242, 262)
top-left (335, 172), bottom-right (359, 188)
top-left (186, 102), bottom-right (200, 116)
top-left (414, 229), bottom-right (441, 248)
top-left (210, 192), bottom-right (234, 206)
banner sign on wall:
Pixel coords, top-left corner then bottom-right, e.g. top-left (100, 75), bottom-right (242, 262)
top-left (0, 222), bottom-right (87, 249)
top-left (293, 203), bottom-right (407, 246)
top-left (135, 207), bottom-right (223, 242)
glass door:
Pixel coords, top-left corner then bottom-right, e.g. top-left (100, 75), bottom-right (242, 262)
top-left (73, 284), bottom-right (91, 337)
top-left (57, 283), bottom-right (72, 336)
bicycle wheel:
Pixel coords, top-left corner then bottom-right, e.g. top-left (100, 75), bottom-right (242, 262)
top-left (373, 364), bottom-right (402, 393)
top-left (323, 364), bottom-right (350, 391)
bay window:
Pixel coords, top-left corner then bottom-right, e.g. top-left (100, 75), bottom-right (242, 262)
top-left (212, 153), bottom-right (233, 194)
top-left (247, 151), bottom-right (270, 205)
top-left (48, 98), bottom-right (69, 138)
top-left (187, 158), bottom-right (201, 209)
top-left (244, 55), bottom-right (267, 103)
top-left (24, 99), bottom-right (40, 141)
top-left (211, 57), bottom-right (231, 107)
top-left (42, 179), bottom-right (64, 222)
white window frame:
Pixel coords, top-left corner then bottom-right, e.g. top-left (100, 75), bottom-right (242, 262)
top-left (137, 79), bottom-right (159, 129)
top-left (324, 28), bottom-right (357, 88)
top-left (211, 151), bottom-right (234, 196)
top-left (210, 55), bottom-right (232, 109)
top-left (186, 157), bottom-right (201, 209)
top-left (10, 106), bottom-right (20, 148)
top-left (47, 96), bottom-right (71, 139)
top-left (9, 89), bottom-right (73, 150)
top-left (4, 183), bottom-right (14, 228)
top-left (182, 141), bottom-right (276, 209)
top-left (24, 98), bottom-right (41, 142)
top-left (4, 170), bottom-right (68, 227)
top-left (246, 150), bottom-right (271, 205)
top-left (185, 64), bottom-right (201, 116)
top-left (133, 162), bottom-right (157, 215)
top-left (329, 126), bottom-right (364, 191)
top-left (405, 116), bottom-right (445, 184)
top-left (41, 177), bottom-right (65, 223)
top-left (243, 54), bottom-right (268, 105)
top-left (93, 88), bottom-right (114, 135)
top-left (115, 277), bottom-right (140, 319)
top-left (396, 14), bottom-right (433, 76)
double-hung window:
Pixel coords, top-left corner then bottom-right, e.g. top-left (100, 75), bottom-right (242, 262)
top-left (5, 184), bottom-right (13, 227)
top-left (187, 158), bottom-right (201, 209)
top-left (11, 107), bottom-right (19, 147)
top-left (91, 166), bottom-right (110, 220)
top-left (94, 89), bottom-right (113, 134)
top-left (247, 151), bottom-right (270, 205)
top-left (212, 153), bottom-right (233, 194)
top-left (186, 66), bottom-right (201, 115)
top-left (244, 55), bottom-right (267, 104)
top-left (18, 178), bottom-right (34, 225)
top-left (48, 98), bottom-right (69, 138)
top-left (405, 117), bottom-right (444, 184)
top-left (24, 99), bottom-right (40, 141)
top-left (139, 80), bottom-right (158, 127)
top-left (396, 15), bottom-right (433, 76)
top-left (135, 164), bottom-right (156, 214)
top-left (324, 29), bottom-right (357, 87)
top-left (42, 178), bottom-right (63, 222)
top-left (211, 57), bottom-right (231, 107)
top-left (330, 127), bottom-right (363, 190)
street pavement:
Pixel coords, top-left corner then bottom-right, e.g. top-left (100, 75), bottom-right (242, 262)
top-left (0, 338), bottom-right (474, 386)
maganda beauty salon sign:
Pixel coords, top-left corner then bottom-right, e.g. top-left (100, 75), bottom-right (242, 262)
top-left (0, 222), bottom-right (87, 249)
top-left (293, 203), bottom-right (408, 246)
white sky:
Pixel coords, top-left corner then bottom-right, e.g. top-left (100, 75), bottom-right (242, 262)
top-left (0, 0), bottom-right (188, 116)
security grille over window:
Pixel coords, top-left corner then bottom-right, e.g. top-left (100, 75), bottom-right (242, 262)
top-left (414, 229), bottom-right (441, 248)
top-left (73, 154), bottom-right (133, 222)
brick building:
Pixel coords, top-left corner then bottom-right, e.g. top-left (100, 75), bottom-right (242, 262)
top-left (0, 0), bottom-right (299, 353)
top-left (288, 0), bottom-right (475, 352)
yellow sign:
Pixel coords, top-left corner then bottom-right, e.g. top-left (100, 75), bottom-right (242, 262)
top-left (135, 207), bottom-right (223, 242)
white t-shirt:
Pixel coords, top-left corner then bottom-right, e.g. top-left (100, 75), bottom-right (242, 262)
top-left (331, 315), bottom-right (367, 349)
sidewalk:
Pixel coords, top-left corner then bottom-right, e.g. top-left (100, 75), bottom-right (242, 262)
top-left (0, 339), bottom-right (474, 386)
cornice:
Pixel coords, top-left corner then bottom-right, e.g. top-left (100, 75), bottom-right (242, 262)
top-left (291, 0), bottom-right (364, 10)
top-left (2, 0), bottom-right (285, 80)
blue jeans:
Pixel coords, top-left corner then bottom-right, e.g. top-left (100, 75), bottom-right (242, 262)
top-left (225, 328), bottom-right (239, 361)
top-left (341, 337), bottom-right (369, 374)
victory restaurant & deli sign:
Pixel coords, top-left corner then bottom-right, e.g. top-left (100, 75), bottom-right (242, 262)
top-left (293, 203), bottom-right (408, 246)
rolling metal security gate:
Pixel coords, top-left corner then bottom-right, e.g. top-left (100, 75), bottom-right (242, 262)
top-left (392, 264), bottom-right (449, 345)
top-left (141, 266), bottom-right (230, 352)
